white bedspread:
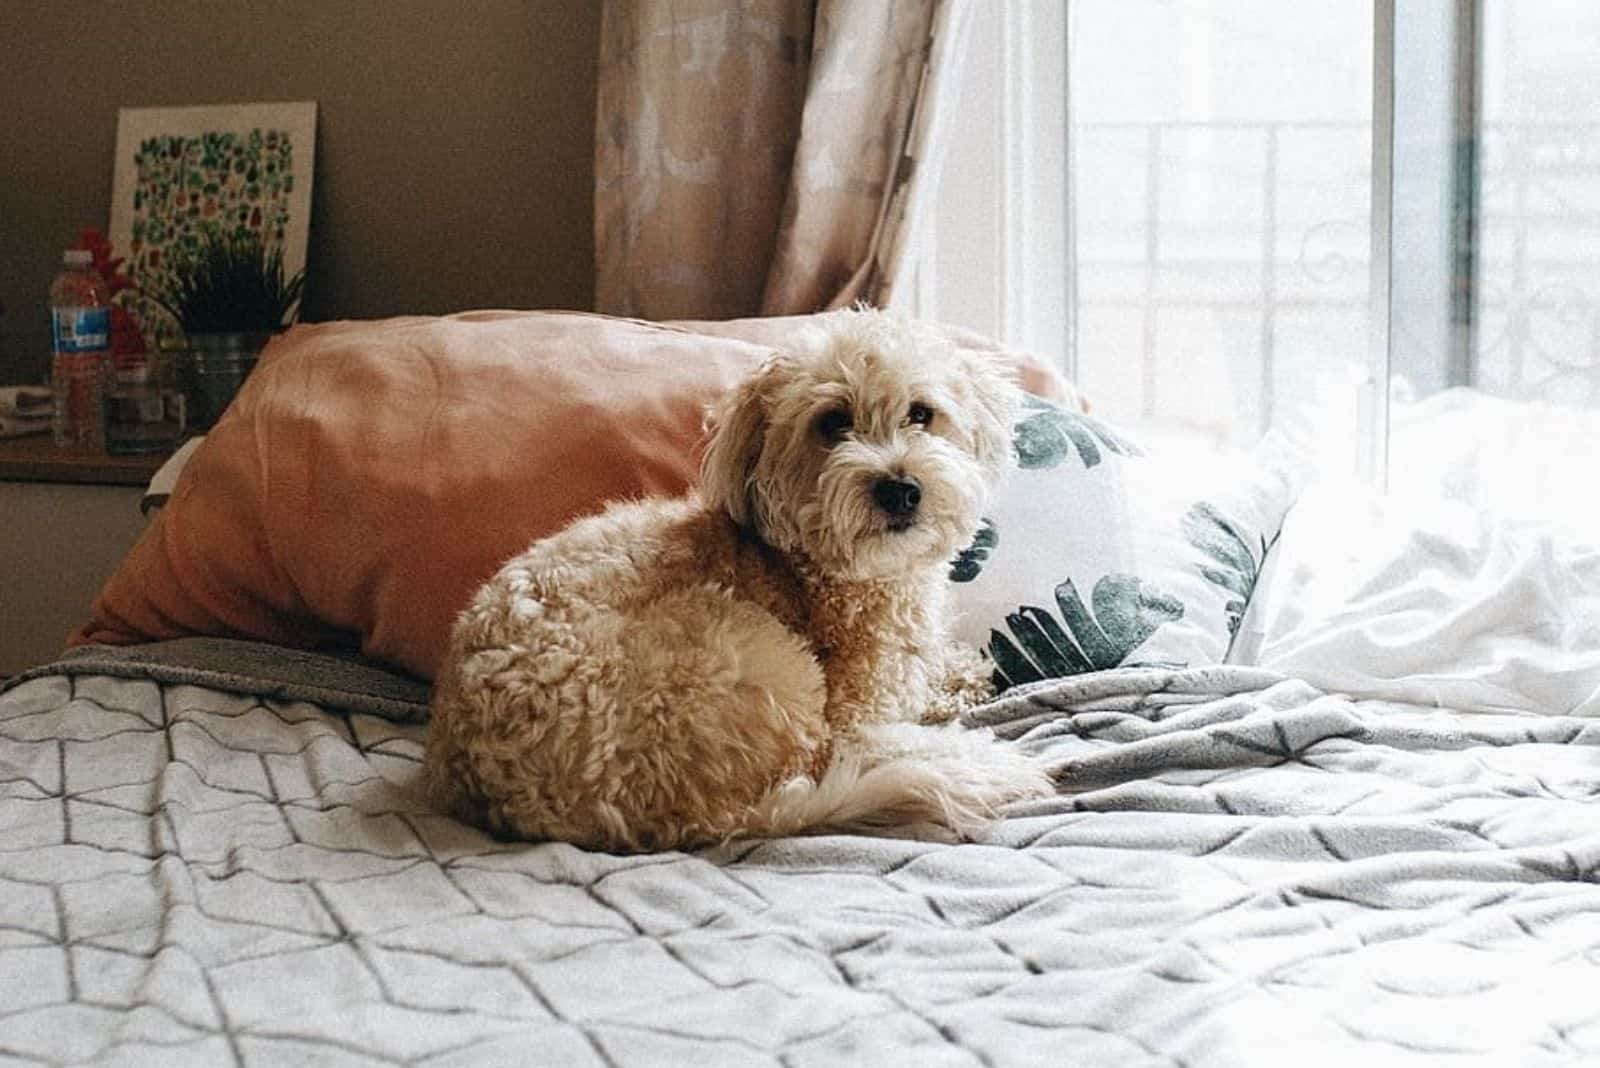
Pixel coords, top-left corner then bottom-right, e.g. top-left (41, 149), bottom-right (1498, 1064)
top-left (8, 659), bottom-right (1600, 1066)
top-left (1232, 390), bottom-right (1600, 717)
top-left (1233, 481), bottom-right (1600, 715)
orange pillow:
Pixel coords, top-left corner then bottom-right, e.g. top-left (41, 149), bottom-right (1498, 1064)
top-left (74, 311), bottom-right (1073, 679)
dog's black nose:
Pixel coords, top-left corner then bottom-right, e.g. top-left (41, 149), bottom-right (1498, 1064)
top-left (873, 477), bottom-right (922, 518)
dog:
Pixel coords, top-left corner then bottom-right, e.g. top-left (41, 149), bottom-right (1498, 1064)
top-left (423, 308), bottom-right (1053, 852)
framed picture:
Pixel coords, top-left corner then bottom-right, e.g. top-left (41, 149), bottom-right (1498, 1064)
top-left (109, 101), bottom-right (317, 343)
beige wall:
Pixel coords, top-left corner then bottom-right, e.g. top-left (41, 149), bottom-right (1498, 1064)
top-left (0, 2), bottom-right (601, 386)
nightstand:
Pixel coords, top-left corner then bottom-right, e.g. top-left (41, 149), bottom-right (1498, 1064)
top-left (0, 436), bottom-right (169, 676)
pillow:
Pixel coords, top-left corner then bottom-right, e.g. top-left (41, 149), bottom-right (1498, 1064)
top-left (677, 315), bottom-right (1082, 412)
top-left (74, 310), bottom-right (1074, 680)
top-left (947, 397), bottom-right (1303, 692)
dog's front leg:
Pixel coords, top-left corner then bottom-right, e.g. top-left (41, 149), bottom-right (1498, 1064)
top-left (816, 639), bottom-right (983, 732)
top-left (921, 642), bottom-right (995, 725)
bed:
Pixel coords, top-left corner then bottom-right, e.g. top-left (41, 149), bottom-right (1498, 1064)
top-left (4, 315), bottom-right (1599, 1066)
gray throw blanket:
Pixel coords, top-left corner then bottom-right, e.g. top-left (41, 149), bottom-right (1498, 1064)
top-left (3, 644), bottom-right (1599, 1064)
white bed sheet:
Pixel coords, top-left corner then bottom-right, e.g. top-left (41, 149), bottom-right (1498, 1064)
top-left (1232, 390), bottom-right (1600, 717)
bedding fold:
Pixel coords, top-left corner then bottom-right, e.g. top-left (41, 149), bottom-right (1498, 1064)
top-left (1233, 480), bottom-right (1600, 717)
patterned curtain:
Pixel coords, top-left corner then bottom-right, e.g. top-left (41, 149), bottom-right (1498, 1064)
top-left (594, 0), bottom-right (975, 320)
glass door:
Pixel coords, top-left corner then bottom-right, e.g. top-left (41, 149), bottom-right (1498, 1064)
top-left (922, 1), bottom-right (1600, 488)
top-left (1067, 1), bottom-right (1378, 468)
top-left (1473, 0), bottom-right (1600, 405)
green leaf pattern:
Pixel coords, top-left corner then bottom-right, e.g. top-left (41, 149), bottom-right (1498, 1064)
top-left (988, 574), bottom-right (1185, 690)
top-left (952, 400), bottom-right (1143, 585)
top-left (949, 399), bottom-right (1285, 691)
top-left (1181, 501), bottom-right (1277, 644)
top-left (948, 518), bottom-right (997, 583)
top-left (1012, 397), bottom-right (1143, 470)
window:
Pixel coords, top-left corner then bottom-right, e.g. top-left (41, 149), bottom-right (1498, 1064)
top-left (1475, 0), bottom-right (1600, 406)
top-left (916, 1), bottom-right (1600, 480)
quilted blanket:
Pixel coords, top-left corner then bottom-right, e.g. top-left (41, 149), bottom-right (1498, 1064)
top-left (5, 650), bottom-right (1600, 1065)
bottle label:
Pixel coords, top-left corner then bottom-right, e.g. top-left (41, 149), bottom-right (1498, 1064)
top-left (51, 307), bottom-right (111, 353)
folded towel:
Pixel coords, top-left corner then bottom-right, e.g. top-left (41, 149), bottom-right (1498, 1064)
top-left (0, 386), bottom-right (54, 418)
top-left (0, 413), bottom-right (49, 439)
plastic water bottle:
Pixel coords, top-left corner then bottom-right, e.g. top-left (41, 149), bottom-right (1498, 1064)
top-left (49, 248), bottom-right (113, 449)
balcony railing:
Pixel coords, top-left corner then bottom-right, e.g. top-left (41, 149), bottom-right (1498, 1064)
top-left (1071, 118), bottom-right (1600, 442)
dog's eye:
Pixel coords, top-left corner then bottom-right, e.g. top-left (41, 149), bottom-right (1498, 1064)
top-left (816, 408), bottom-right (853, 441)
top-left (907, 402), bottom-right (935, 427)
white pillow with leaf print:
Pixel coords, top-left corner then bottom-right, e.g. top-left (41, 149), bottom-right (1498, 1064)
top-left (947, 397), bottom-right (1302, 692)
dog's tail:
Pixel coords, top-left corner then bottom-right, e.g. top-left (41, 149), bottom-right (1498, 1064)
top-left (742, 722), bottom-right (1053, 842)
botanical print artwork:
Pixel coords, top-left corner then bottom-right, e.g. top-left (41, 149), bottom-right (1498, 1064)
top-left (109, 103), bottom-right (316, 347)
top-left (124, 130), bottom-right (295, 345)
top-left (130, 129), bottom-right (295, 277)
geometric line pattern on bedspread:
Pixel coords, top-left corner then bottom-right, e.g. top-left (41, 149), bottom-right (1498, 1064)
top-left (4, 669), bottom-right (1600, 1066)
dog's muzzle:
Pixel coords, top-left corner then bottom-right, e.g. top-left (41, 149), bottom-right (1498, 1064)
top-left (873, 476), bottom-right (922, 530)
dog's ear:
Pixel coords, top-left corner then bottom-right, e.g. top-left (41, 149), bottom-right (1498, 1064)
top-left (955, 348), bottom-right (1022, 475)
top-left (700, 356), bottom-right (789, 527)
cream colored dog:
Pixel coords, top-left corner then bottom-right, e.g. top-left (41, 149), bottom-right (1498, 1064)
top-left (424, 309), bottom-right (1053, 852)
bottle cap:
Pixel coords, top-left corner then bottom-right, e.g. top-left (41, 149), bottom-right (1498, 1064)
top-left (63, 249), bottom-right (93, 267)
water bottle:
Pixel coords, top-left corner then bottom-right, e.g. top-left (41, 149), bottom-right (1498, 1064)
top-left (49, 248), bottom-right (113, 449)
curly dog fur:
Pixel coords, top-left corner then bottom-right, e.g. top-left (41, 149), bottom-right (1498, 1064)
top-left (424, 309), bottom-right (1053, 852)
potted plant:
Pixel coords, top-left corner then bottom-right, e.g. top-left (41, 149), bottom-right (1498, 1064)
top-left (147, 226), bottom-right (306, 431)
